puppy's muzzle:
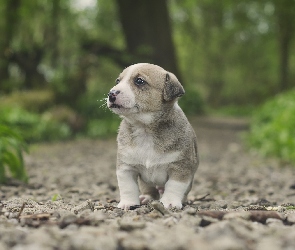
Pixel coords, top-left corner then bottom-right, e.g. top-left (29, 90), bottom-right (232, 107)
top-left (108, 90), bottom-right (120, 103)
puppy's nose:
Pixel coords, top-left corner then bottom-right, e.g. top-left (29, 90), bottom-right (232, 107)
top-left (108, 90), bottom-right (120, 103)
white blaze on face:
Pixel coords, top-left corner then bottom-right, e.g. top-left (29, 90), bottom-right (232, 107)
top-left (107, 65), bottom-right (138, 109)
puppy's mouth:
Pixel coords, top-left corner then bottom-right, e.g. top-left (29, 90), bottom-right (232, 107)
top-left (110, 103), bottom-right (122, 109)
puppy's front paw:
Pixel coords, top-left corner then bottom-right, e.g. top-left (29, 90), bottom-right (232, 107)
top-left (160, 197), bottom-right (182, 209)
top-left (139, 194), bottom-right (153, 204)
top-left (117, 200), bottom-right (140, 210)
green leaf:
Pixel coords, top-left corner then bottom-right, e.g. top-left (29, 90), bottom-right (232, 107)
top-left (0, 124), bottom-right (28, 184)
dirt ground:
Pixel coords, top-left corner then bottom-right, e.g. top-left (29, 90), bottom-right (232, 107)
top-left (1, 116), bottom-right (295, 250)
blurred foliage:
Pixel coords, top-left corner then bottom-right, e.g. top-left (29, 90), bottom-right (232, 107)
top-left (0, 107), bottom-right (71, 143)
top-left (0, 0), bottom-right (295, 143)
top-left (78, 88), bottom-right (121, 138)
top-left (171, 0), bottom-right (295, 105)
top-left (209, 105), bottom-right (255, 117)
top-left (0, 90), bottom-right (55, 112)
top-left (0, 125), bottom-right (28, 183)
top-left (247, 89), bottom-right (295, 164)
top-left (87, 119), bottom-right (120, 138)
top-left (179, 87), bottom-right (204, 115)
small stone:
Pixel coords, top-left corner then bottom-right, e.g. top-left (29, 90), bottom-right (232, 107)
top-left (277, 206), bottom-right (286, 213)
top-left (147, 210), bottom-right (162, 219)
top-left (9, 212), bottom-right (20, 219)
top-left (246, 205), bottom-right (267, 211)
top-left (179, 214), bottom-right (202, 227)
top-left (183, 207), bottom-right (197, 215)
top-left (65, 223), bottom-right (79, 231)
top-left (163, 216), bottom-right (178, 227)
top-left (59, 214), bottom-right (77, 228)
top-left (112, 208), bottom-right (124, 217)
top-left (266, 218), bottom-right (284, 226)
top-left (7, 219), bottom-right (19, 227)
top-left (150, 200), bottom-right (172, 216)
top-left (71, 200), bottom-right (94, 214)
top-left (200, 216), bottom-right (219, 227)
top-left (199, 203), bottom-right (211, 209)
top-left (94, 204), bottom-right (105, 210)
top-left (266, 206), bottom-right (278, 211)
top-left (256, 237), bottom-right (282, 250)
top-left (0, 242), bottom-right (7, 250)
top-left (135, 206), bottom-right (151, 215)
top-left (286, 213), bottom-right (295, 224)
top-left (79, 209), bottom-right (92, 218)
top-left (118, 218), bottom-right (146, 231)
top-left (210, 200), bottom-right (228, 209)
top-left (211, 236), bottom-right (243, 250)
top-left (227, 201), bottom-right (242, 209)
top-left (88, 210), bottom-right (107, 226)
top-left (223, 211), bottom-right (251, 221)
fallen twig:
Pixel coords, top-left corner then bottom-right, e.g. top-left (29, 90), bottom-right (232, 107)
top-left (150, 201), bottom-right (172, 216)
top-left (17, 202), bottom-right (26, 220)
top-left (195, 193), bottom-right (211, 201)
top-left (71, 199), bottom-right (94, 214)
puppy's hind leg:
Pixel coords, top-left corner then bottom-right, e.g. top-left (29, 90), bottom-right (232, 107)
top-left (138, 178), bottom-right (160, 204)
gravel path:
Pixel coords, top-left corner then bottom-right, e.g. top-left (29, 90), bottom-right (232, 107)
top-left (1, 116), bottom-right (295, 250)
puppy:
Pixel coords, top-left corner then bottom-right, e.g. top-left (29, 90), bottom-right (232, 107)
top-left (107, 63), bottom-right (199, 209)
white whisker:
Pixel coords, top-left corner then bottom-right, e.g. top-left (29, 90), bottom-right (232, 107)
top-left (98, 97), bottom-right (108, 111)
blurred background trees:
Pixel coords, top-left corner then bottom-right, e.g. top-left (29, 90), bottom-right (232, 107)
top-left (0, 0), bottom-right (294, 140)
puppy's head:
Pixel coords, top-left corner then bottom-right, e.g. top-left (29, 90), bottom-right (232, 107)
top-left (107, 63), bottom-right (184, 119)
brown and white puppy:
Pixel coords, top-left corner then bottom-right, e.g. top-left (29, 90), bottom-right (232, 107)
top-left (107, 63), bottom-right (198, 209)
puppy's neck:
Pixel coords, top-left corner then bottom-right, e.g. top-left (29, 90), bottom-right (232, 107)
top-left (122, 102), bottom-right (180, 128)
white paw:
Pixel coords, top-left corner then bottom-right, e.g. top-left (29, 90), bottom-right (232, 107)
top-left (139, 194), bottom-right (153, 204)
top-left (117, 200), bottom-right (140, 210)
top-left (160, 197), bottom-right (183, 209)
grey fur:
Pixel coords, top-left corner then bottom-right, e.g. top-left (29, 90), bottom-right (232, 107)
top-left (107, 63), bottom-right (199, 209)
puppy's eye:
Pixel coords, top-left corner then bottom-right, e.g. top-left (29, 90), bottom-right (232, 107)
top-left (115, 78), bottom-right (120, 84)
top-left (134, 77), bottom-right (146, 86)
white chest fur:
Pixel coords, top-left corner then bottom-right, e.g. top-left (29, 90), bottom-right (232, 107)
top-left (121, 127), bottom-right (180, 168)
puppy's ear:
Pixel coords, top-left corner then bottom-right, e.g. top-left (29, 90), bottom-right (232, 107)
top-left (163, 72), bottom-right (185, 102)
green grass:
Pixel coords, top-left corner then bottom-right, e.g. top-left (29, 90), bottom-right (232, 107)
top-left (0, 107), bottom-right (71, 143)
top-left (246, 89), bottom-right (295, 165)
top-left (0, 125), bottom-right (28, 184)
top-left (208, 105), bottom-right (255, 117)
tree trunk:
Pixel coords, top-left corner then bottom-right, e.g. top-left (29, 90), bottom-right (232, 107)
top-left (278, 32), bottom-right (292, 92)
top-left (201, 1), bottom-right (225, 107)
top-left (0, 0), bottom-right (21, 92)
top-left (9, 46), bottom-right (46, 90)
top-left (49, 0), bottom-right (60, 67)
top-left (274, 0), bottom-right (295, 91)
top-left (116, 0), bottom-right (181, 80)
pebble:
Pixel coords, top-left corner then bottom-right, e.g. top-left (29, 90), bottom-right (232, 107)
top-left (1, 128), bottom-right (295, 249)
top-left (210, 200), bottom-right (228, 209)
top-left (227, 201), bottom-right (243, 209)
top-left (265, 218), bottom-right (284, 227)
top-left (118, 218), bottom-right (146, 231)
top-left (211, 235), bottom-right (243, 250)
top-left (183, 207), bottom-right (197, 215)
top-left (200, 216), bottom-right (219, 227)
top-left (223, 211), bottom-right (251, 221)
top-left (71, 200), bottom-right (94, 214)
top-left (286, 213), bottom-right (295, 224)
top-left (256, 237), bottom-right (282, 250)
top-left (59, 214), bottom-right (78, 228)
